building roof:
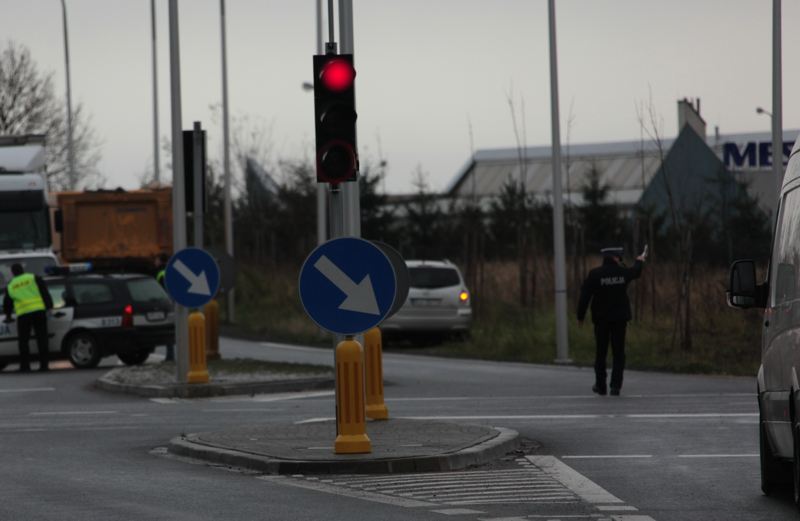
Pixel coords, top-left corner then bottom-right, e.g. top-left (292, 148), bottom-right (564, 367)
top-left (447, 138), bottom-right (672, 207)
top-left (446, 129), bottom-right (800, 208)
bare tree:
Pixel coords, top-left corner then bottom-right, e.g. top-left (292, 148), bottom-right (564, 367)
top-left (506, 86), bottom-right (533, 307)
top-left (0, 41), bottom-right (102, 189)
top-left (636, 91), bottom-right (693, 351)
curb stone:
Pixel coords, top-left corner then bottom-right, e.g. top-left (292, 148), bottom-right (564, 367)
top-left (95, 374), bottom-right (334, 398)
top-left (167, 425), bottom-right (519, 474)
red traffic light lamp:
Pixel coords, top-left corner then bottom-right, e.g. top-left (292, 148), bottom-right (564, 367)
top-left (320, 58), bottom-right (355, 93)
top-left (313, 54), bottom-right (358, 184)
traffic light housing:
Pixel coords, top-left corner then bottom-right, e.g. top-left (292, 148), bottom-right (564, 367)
top-left (313, 54), bottom-right (357, 184)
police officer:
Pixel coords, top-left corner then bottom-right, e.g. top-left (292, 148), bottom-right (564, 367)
top-left (577, 246), bottom-right (647, 396)
top-left (2, 263), bottom-right (53, 372)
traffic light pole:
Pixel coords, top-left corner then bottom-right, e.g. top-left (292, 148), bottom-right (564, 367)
top-left (338, 0), bottom-right (360, 238)
top-left (168, 0), bottom-right (189, 382)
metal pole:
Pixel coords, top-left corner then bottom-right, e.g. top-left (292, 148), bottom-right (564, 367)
top-left (338, 0), bottom-right (360, 238)
top-left (548, 0), bottom-right (571, 364)
top-left (772, 0), bottom-right (783, 205)
top-left (151, 0), bottom-right (160, 184)
top-left (220, 0), bottom-right (235, 322)
top-left (193, 122), bottom-right (204, 249)
top-left (168, 0), bottom-right (189, 382)
top-left (316, 0), bottom-right (327, 246)
top-left (60, 0), bottom-right (76, 188)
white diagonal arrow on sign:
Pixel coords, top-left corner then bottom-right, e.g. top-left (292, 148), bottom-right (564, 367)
top-left (173, 259), bottom-right (211, 296)
top-left (313, 255), bottom-right (380, 315)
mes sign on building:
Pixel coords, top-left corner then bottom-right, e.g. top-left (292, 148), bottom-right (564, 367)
top-left (723, 141), bottom-right (794, 171)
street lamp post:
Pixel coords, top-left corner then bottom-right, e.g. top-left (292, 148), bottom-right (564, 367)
top-left (60, 0), bottom-right (76, 188)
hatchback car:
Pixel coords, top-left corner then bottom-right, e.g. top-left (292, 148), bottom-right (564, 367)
top-left (381, 259), bottom-right (472, 340)
top-left (0, 273), bottom-right (174, 370)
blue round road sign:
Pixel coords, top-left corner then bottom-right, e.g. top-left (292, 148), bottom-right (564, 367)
top-left (164, 247), bottom-right (221, 308)
top-left (299, 237), bottom-right (397, 335)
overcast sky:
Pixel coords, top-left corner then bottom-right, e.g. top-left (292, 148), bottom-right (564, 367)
top-left (1, 0), bottom-right (798, 193)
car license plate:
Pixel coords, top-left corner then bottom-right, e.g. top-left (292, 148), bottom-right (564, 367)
top-left (147, 311), bottom-right (166, 321)
top-left (101, 317), bottom-right (122, 327)
top-left (412, 298), bottom-right (441, 307)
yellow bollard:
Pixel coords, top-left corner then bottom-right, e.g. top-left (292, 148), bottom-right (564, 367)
top-left (334, 337), bottom-right (371, 454)
top-left (187, 311), bottom-right (209, 384)
top-left (204, 299), bottom-right (220, 361)
top-left (364, 327), bottom-right (389, 420)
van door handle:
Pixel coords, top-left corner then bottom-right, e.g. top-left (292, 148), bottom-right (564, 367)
top-left (764, 320), bottom-right (770, 327)
top-left (53, 312), bottom-right (66, 318)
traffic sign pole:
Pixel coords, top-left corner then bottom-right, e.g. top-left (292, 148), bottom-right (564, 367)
top-left (168, 0), bottom-right (189, 383)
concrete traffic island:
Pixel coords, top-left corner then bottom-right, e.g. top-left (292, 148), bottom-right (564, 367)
top-left (169, 418), bottom-right (519, 474)
top-left (95, 358), bottom-right (334, 399)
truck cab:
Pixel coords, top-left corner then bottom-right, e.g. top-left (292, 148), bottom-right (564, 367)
top-left (0, 135), bottom-right (53, 257)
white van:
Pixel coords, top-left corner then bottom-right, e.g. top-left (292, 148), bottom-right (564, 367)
top-left (728, 136), bottom-right (800, 502)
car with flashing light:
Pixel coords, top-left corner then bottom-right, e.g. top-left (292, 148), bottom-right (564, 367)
top-left (0, 271), bottom-right (174, 370)
top-left (380, 259), bottom-right (472, 342)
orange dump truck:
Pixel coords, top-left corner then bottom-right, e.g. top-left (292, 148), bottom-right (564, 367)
top-left (55, 189), bottom-right (172, 273)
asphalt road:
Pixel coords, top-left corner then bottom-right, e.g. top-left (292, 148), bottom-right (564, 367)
top-left (0, 337), bottom-right (794, 521)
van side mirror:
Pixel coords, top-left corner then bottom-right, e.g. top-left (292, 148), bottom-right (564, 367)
top-left (728, 259), bottom-right (766, 308)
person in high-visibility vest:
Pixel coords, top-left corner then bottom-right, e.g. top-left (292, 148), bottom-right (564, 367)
top-left (2, 263), bottom-right (53, 372)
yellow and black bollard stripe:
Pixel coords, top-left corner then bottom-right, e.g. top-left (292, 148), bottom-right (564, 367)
top-left (364, 327), bottom-right (388, 420)
top-left (334, 337), bottom-right (371, 454)
top-left (187, 310), bottom-right (209, 384)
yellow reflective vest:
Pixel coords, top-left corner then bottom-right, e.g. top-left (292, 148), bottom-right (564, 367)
top-left (7, 273), bottom-right (46, 316)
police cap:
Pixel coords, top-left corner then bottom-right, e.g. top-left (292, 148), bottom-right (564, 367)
top-left (600, 247), bottom-right (624, 257)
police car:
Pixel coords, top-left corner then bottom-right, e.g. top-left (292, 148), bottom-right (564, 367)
top-left (0, 271), bottom-right (174, 370)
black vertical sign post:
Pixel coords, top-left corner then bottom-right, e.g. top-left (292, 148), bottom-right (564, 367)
top-left (183, 122), bottom-right (206, 248)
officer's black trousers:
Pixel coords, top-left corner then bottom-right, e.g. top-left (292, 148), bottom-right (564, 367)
top-left (593, 321), bottom-right (627, 390)
top-left (17, 310), bottom-right (49, 370)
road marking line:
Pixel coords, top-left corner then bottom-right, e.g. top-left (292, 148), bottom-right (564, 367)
top-left (405, 415), bottom-right (604, 420)
top-left (260, 342), bottom-right (328, 354)
top-left (677, 454), bottom-right (758, 458)
top-left (0, 387), bottom-right (55, 393)
top-left (295, 417), bottom-right (333, 424)
top-left (597, 505), bottom-right (639, 511)
top-left (527, 456), bottom-right (625, 504)
top-left (150, 398), bottom-right (183, 404)
top-left (258, 475), bottom-right (438, 508)
top-left (200, 408), bottom-right (280, 413)
top-left (29, 410), bottom-right (117, 416)
top-left (431, 508), bottom-right (486, 515)
top-left (627, 413), bottom-right (757, 419)
top-left (389, 392), bottom-right (753, 402)
top-left (562, 455), bottom-right (652, 460)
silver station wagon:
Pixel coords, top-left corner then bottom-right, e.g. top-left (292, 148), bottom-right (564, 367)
top-left (381, 259), bottom-right (472, 342)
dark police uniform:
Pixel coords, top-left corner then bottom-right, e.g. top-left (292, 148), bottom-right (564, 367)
top-left (577, 248), bottom-right (644, 395)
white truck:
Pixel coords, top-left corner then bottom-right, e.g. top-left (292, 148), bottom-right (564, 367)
top-left (0, 135), bottom-right (60, 286)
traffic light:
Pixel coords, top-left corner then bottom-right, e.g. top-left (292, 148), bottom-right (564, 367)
top-left (313, 54), bottom-right (357, 184)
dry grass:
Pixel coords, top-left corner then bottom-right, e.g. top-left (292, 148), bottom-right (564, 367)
top-left (230, 259), bottom-right (762, 376)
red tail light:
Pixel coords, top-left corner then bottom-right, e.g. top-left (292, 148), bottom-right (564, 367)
top-left (122, 304), bottom-right (133, 328)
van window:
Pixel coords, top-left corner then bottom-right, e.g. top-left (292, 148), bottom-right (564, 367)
top-left (772, 187), bottom-right (800, 305)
